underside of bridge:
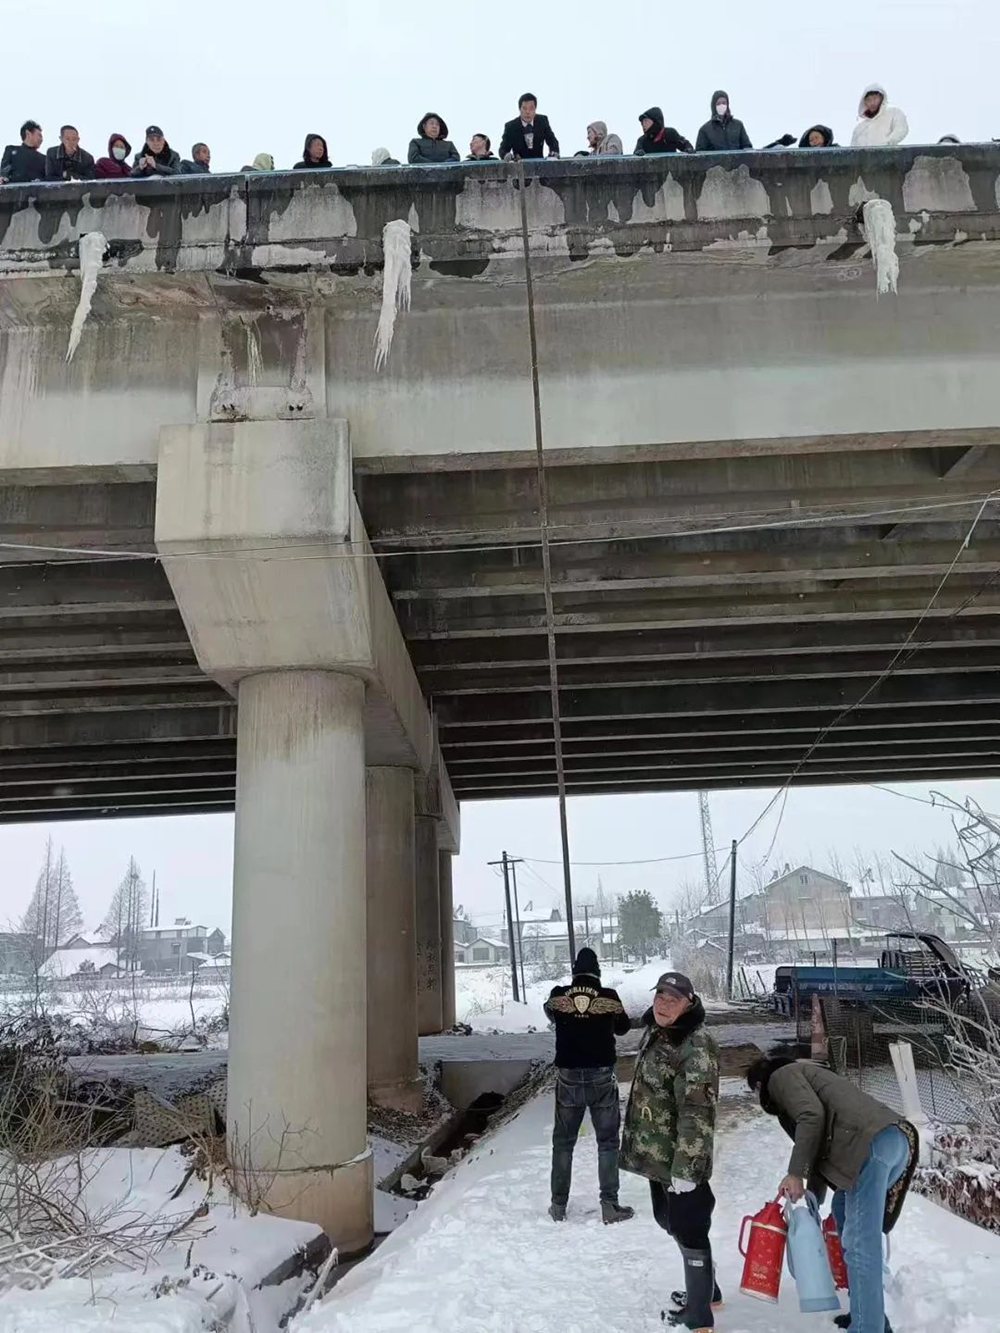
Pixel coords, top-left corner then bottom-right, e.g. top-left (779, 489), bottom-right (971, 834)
top-left (4, 435), bottom-right (1000, 821)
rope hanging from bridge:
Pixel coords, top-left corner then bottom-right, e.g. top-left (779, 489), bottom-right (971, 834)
top-left (515, 158), bottom-right (577, 964)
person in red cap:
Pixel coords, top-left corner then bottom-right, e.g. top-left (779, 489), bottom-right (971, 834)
top-left (621, 972), bottom-right (720, 1331)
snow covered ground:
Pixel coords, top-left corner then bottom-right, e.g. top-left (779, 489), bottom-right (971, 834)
top-left (297, 1084), bottom-right (1000, 1333)
top-left (456, 958), bottom-right (672, 1032)
top-left (0, 1145), bottom-right (323, 1332)
top-left (0, 980), bottom-right (229, 1046)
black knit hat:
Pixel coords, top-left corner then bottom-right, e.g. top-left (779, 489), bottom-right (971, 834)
top-left (573, 947), bottom-right (601, 977)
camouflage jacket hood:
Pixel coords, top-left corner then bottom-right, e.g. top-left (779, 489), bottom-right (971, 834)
top-left (620, 999), bottom-right (719, 1185)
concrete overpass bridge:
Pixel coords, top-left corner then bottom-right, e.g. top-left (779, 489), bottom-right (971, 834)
top-left (2, 145), bottom-right (1000, 1247)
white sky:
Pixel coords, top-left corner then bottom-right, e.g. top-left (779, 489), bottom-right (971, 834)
top-left (2, 0), bottom-right (995, 170)
top-left (2, 0), bottom-right (999, 937)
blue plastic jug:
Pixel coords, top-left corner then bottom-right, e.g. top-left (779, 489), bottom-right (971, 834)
top-left (784, 1193), bottom-right (841, 1314)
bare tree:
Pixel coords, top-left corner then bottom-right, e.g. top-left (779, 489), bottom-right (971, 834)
top-left (102, 859), bottom-right (150, 973)
top-left (19, 842), bottom-right (83, 966)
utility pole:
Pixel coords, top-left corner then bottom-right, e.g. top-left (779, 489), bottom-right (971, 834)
top-left (726, 839), bottom-right (738, 1000)
top-left (488, 852), bottom-right (521, 1003)
top-left (510, 857), bottom-right (527, 999)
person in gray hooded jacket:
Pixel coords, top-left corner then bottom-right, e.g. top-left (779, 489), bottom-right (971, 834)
top-left (695, 91), bottom-right (752, 151)
top-left (749, 1056), bottom-right (918, 1333)
top-left (408, 113), bottom-right (460, 165)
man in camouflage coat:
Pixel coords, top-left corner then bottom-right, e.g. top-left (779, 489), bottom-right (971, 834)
top-left (621, 972), bottom-right (720, 1331)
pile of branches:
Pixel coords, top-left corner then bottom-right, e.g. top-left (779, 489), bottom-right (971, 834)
top-left (914, 1127), bottom-right (1000, 1235)
top-left (0, 1016), bottom-right (204, 1293)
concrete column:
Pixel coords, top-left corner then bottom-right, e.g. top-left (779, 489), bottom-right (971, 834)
top-left (438, 851), bottom-right (456, 1030)
top-left (227, 670), bottom-right (372, 1255)
top-left (414, 815), bottom-right (443, 1035)
top-left (365, 766), bottom-right (421, 1113)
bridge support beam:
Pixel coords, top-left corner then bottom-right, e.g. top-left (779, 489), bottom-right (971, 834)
top-left (365, 765), bottom-right (421, 1112)
top-left (155, 417), bottom-right (436, 1252)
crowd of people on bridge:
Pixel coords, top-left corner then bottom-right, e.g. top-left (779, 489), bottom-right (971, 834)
top-left (0, 83), bottom-right (978, 186)
top-left (545, 950), bottom-right (918, 1332)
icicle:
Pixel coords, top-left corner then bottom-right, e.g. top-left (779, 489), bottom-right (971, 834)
top-left (862, 198), bottom-right (899, 297)
top-left (244, 315), bottom-right (264, 385)
top-left (65, 231), bottom-right (108, 363)
top-left (373, 219), bottom-right (412, 371)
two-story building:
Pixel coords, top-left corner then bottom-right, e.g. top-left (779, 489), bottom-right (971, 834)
top-left (140, 919), bottom-right (226, 974)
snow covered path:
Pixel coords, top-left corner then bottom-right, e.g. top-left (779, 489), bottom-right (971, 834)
top-left (298, 1086), bottom-right (1000, 1333)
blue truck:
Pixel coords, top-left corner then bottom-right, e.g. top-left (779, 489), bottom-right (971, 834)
top-left (772, 932), bottom-right (971, 1017)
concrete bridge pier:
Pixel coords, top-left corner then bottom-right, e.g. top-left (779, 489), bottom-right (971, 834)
top-left (231, 669), bottom-right (370, 1248)
top-left (365, 765), bottom-right (422, 1112)
top-left (415, 813), bottom-right (443, 1036)
top-left (439, 851), bottom-right (456, 1030)
top-left (155, 418), bottom-right (435, 1252)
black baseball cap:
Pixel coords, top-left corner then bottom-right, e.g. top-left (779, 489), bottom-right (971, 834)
top-left (145, 125), bottom-right (164, 137)
top-left (653, 971), bottom-right (695, 1001)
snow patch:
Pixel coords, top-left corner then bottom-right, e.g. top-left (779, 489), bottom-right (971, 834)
top-left (902, 155), bottom-right (976, 214)
top-left (630, 176), bottom-right (685, 224)
top-left (65, 232), bottom-right (107, 363)
top-left (810, 179), bottom-right (834, 215)
top-left (373, 221), bottom-right (412, 372)
top-left (862, 198), bottom-right (900, 296)
top-left (696, 164), bottom-right (770, 222)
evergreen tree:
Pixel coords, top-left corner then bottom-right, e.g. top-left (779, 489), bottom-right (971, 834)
top-left (618, 889), bottom-right (663, 964)
top-left (102, 858), bottom-right (149, 972)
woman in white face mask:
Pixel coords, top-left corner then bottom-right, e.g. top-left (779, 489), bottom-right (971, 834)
top-left (95, 132), bottom-right (133, 179)
top-left (695, 90), bottom-right (752, 152)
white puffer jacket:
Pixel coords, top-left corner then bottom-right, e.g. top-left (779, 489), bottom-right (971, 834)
top-left (851, 84), bottom-right (909, 147)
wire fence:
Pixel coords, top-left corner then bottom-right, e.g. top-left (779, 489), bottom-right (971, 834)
top-left (798, 992), bottom-right (983, 1124)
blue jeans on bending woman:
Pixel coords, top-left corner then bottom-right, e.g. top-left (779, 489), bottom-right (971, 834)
top-left (832, 1124), bottom-right (910, 1333)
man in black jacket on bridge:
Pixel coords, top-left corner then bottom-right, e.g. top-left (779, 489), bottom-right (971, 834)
top-left (544, 947), bottom-right (634, 1224)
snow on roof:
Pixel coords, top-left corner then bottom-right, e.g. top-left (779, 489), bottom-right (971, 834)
top-left (39, 946), bottom-right (121, 979)
top-left (764, 926), bottom-right (879, 941)
top-left (143, 924), bottom-right (208, 935)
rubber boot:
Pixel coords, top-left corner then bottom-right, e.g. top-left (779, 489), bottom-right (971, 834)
top-left (548, 1202), bottom-right (566, 1222)
top-left (601, 1199), bottom-right (635, 1224)
top-left (666, 1248), bottom-right (714, 1330)
top-left (833, 1318), bottom-right (891, 1333)
top-left (667, 1276), bottom-right (723, 1317)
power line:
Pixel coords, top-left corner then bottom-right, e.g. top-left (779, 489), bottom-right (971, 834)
top-left (728, 492), bottom-right (1000, 864)
top-left (514, 846), bottom-right (726, 867)
top-left (1, 490), bottom-right (995, 568)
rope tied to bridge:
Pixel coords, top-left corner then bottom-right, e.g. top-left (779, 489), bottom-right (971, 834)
top-left (515, 158), bottom-right (576, 963)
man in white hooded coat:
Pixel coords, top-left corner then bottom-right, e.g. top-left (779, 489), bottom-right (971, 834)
top-left (851, 84), bottom-right (909, 147)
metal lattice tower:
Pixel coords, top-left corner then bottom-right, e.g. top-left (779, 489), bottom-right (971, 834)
top-left (699, 791), bottom-right (719, 902)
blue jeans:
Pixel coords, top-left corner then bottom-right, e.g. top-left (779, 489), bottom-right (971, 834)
top-left (551, 1066), bottom-right (621, 1205)
top-left (832, 1125), bottom-right (909, 1333)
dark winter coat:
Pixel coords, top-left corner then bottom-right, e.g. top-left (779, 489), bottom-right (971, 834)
top-left (408, 115), bottom-right (460, 164)
top-left (45, 145), bottom-right (95, 181)
top-left (764, 1061), bottom-right (918, 1232)
top-left (634, 107), bottom-right (693, 155)
top-left (499, 113), bottom-right (559, 160)
top-left (465, 151), bottom-right (498, 161)
top-left (293, 135), bottom-right (331, 170)
top-left (181, 159), bottom-right (211, 174)
top-left (798, 124), bottom-right (836, 148)
top-left (620, 999), bottom-right (719, 1186)
top-left (695, 90), bottom-right (752, 152)
top-left (95, 134), bottom-right (133, 179)
top-left (0, 142), bottom-right (47, 183)
top-left (131, 141), bottom-right (181, 177)
top-left (544, 968), bottom-right (630, 1069)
